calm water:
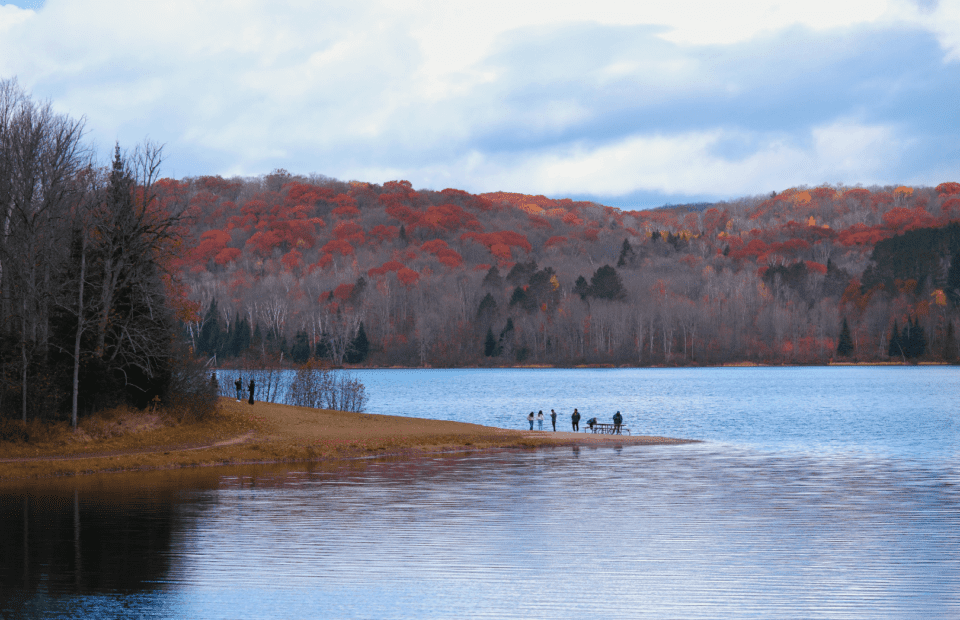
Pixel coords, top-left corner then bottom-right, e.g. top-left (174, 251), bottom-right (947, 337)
top-left (3, 367), bottom-right (959, 619)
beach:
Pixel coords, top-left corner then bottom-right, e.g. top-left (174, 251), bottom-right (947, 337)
top-left (0, 398), bottom-right (693, 480)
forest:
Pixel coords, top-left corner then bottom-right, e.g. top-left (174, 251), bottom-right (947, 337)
top-left (173, 168), bottom-right (960, 368)
top-left (0, 78), bottom-right (211, 427)
top-left (5, 74), bottom-right (960, 430)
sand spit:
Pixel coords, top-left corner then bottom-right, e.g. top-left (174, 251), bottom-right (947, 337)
top-left (0, 398), bottom-right (696, 480)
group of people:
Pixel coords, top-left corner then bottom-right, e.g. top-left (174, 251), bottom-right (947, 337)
top-left (234, 376), bottom-right (256, 405)
top-left (526, 408), bottom-right (624, 433)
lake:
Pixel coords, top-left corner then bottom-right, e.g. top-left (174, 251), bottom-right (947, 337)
top-left (3, 367), bottom-right (959, 618)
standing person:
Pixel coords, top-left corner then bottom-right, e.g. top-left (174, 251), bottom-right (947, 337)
top-left (571, 408), bottom-right (580, 431)
top-left (248, 379), bottom-right (256, 405)
top-left (613, 411), bottom-right (623, 435)
top-left (550, 409), bottom-right (557, 431)
top-left (537, 410), bottom-right (544, 430)
top-left (234, 376), bottom-right (243, 401)
top-left (527, 411), bottom-right (535, 430)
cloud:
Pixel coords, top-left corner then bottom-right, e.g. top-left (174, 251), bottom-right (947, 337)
top-left (0, 0), bottom-right (956, 203)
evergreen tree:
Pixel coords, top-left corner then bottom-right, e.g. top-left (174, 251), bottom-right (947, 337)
top-left (911, 317), bottom-right (926, 358)
top-left (251, 323), bottom-right (264, 357)
top-left (314, 332), bottom-right (331, 361)
top-left (506, 260), bottom-right (537, 286)
top-left (345, 322), bottom-right (370, 364)
top-left (944, 320), bottom-right (958, 362)
top-left (498, 318), bottom-right (515, 355)
top-left (476, 292), bottom-right (498, 325)
top-left (482, 266), bottom-right (503, 289)
top-left (589, 265), bottom-right (625, 300)
top-left (484, 327), bottom-right (498, 357)
top-left (948, 247), bottom-right (960, 306)
top-left (231, 315), bottom-right (251, 358)
top-left (509, 286), bottom-right (528, 309)
top-left (348, 276), bottom-right (367, 305)
top-left (198, 299), bottom-right (222, 357)
top-left (398, 224), bottom-right (408, 245)
top-left (888, 320), bottom-right (902, 358)
top-left (617, 238), bottom-right (635, 267)
top-left (290, 330), bottom-right (311, 364)
top-left (836, 317), bottom-right (854, 356)
top-left (573, 275), bottom-right (590, 300)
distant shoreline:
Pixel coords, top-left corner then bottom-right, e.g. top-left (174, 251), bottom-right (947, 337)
top-left (0, 398), bottom-right (695, 482)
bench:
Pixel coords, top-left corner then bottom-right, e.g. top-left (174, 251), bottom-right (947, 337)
top-left (585, 422), bottom-right (631, 436)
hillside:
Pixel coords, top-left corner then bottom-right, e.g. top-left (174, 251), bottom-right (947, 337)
top-left (164, 172), bottom-right (960, 366)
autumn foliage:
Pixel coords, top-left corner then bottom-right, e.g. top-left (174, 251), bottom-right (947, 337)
top-left (168, 173), bottom-right (960, 368)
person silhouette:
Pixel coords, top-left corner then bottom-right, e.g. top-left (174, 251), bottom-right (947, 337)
top-left (248, 379), bottom-right (256, 405)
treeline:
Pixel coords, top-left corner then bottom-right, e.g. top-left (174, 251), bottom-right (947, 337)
top-left (0, 78), bottom-right (209, 426)
top-left (172, 167), bottom-right (960, 368)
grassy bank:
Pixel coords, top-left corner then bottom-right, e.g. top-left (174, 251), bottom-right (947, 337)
top-left (0, 398), bottom-right (694, 480)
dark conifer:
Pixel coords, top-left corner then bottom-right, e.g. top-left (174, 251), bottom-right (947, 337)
top-left (617, 238), bottom-right (635, 267)
top-left (888, 320), bottom-right (902, 359)
top-left (484, 327), bottom-right (497, 357)
top-left (477, 292), bottom-right (498, 321)
top-left (509, 286), bottom-right (528, 309)
top-left (948, 247), bottom-right (960, 306)
top-left (482, 266), bottom-right (503, 289)
top-left (290, 330), bottom-right (311, 364)
top-left (345, 322), bottom-right (370, 364)
top-left (589, 265), bottom-right (625, 300)
top-left (944, 320), bottom-right (958, 362)
top-left (836, 317), bottom-right (854, 356)
top-left (506, 260), bottom-right (537, 286)
top-left (573, 275), bottom-right (590, 300)
top-left (198, 299), bottom-right (222, 357)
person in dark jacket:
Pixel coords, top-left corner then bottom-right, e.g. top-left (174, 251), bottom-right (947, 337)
top-left (586, 417), bottom-right (597, 431)
top-left (571, 408), bottom-right (580, 431)
top-left (613, 411), bottom-right (623, 434)
top-left (234, 376), bottom-right (243, 401)
top-left (550, 409), bottom-right (557, 431)
top-left (248, 379), bottom-right (256, 405)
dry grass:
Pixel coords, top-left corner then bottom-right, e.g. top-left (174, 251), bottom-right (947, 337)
top-left (0, 397), bottom-right (693, 481)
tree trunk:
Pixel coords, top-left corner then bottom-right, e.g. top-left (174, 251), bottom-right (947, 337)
top-left (72, 235), bottom-right (86, 430)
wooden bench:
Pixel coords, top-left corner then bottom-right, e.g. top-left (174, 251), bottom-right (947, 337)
top-left (585, 422), bottom-right (631, 436)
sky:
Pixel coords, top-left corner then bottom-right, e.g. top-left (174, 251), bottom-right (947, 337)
top-left (1, 0), bottom-right (957, 208)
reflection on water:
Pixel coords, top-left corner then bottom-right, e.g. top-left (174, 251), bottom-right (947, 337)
top-left (3, 443), bottom-right (959, 619)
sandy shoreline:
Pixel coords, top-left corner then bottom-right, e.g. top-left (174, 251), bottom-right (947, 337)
top-left (0, 398), bottom-right (696, 481)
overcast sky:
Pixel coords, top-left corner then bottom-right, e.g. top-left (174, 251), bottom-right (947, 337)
top-left (1, 0), bottom-right (957, 207)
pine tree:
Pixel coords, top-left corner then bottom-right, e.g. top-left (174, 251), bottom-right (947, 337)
top-left (477, 293), bottom-right (498, 321)
top-left (198, 299), bottom-right (222, 357)
top-left (573, 276), bottom-right (590, 300)
top-left (948, 247), bottom-right (960, 306)
top-left (482, 266), bottom-right (503, 289)
top-left (617, 238), bottom-right (635, 267)
top-left (484, 327), bottom-right (497, 357)
top-left (888, 320), bottom-right (902, 359)
top-left (944, 320), bottom-right (958, 363)
top-left (509, 286), bottom-right (528, 309)
top-left (589, 265), bottom-right (625, 300)
top-left (912, 317), bottom-right (926, 358)
top-left (836, 317), bottom-right (854, 356)
top-left (290, 330), bottom-right (311, 364)
top-left (345, 322), bottom-right (370, 364)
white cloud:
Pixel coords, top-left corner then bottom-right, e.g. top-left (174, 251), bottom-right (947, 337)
top-left (384, 120), bottom-right (903, 197)
top-left (0, 0), bottom-right (954, 201)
